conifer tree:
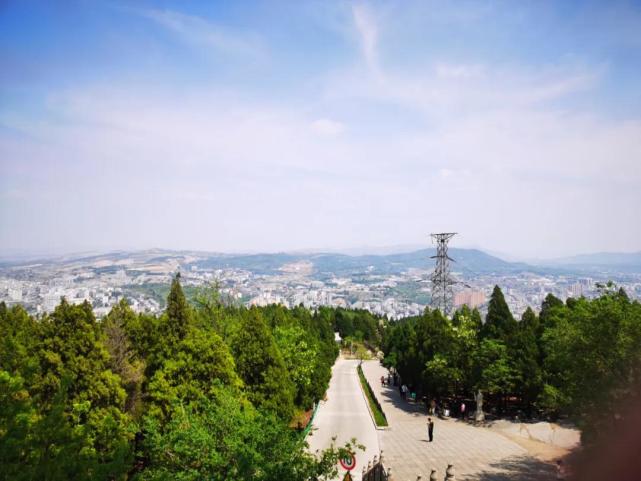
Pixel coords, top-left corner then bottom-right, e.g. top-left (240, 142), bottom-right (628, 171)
top-left (539, 293), bottom-right (563, 331)
top-left (102, 300), bottom-right (145, 415)
top-left (511, 307), bottom-right (542, 410)
top-left (231, 308), bottom-right (295, 420)
top-left (164, 272), bottom-right (190, 343)
top-left (5, 300), bottom-right (136, 480)
top-left (482, 285), bottom-right (517, 340)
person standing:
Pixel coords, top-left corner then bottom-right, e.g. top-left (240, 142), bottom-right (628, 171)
top-left (460, 402), bottom-right (466, 419)
top-left (427, 418), bottom-right (434, 442)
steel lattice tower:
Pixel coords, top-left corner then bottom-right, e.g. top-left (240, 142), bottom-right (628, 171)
top-left (430, 232), bottom-right (457, 315)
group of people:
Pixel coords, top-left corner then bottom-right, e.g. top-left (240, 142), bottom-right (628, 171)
top-left (425, 398), bottom-right (470, 419)
top-left (380, 373), bottom-right (397, 387)
top-left (380, 373), bottom-right (413, 402)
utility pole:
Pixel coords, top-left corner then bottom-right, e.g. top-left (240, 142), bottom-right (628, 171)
top-left (430, 233), bottom-right (457, 316)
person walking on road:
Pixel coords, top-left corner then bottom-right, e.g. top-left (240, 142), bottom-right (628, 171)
top-left (427, 418), bottom-right (434, 442)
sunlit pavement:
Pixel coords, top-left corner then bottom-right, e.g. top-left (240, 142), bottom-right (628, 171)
top-left (307, 357), bottom-right (380, 481)
top-left (361, 361), bottom-right (556, 481)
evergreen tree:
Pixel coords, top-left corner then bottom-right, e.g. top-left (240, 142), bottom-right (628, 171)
top-left (37, 300), bottom-right (126, 409)
top-left (2, 300), bottom-right (134, 480)
top-left (452, 304), bottom-right (472, 327)
top-left (230, 308), bottom-right (295, 420)
top-left (274, 325), bottom-right (319, 408)
top-left (482, 285), bottom-right (517, 340)
top-left (164, 273), bottom-right (191, 345)
top-left (473, 339), bottom-right (516, 412)
top-left (450, 306), bottom-right (482, 394)
top-left (0, 304), bottom-right (40, 382)
top-left (511, 307), bottom-right (542, 410)
top-left (539, 293), bottom-right (563, 331)
top-left (147, 327), bottom-right (242, 418)
top-left (102, 300), bottom-right (145, 416)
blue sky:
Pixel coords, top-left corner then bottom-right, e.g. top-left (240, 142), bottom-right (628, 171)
top-left (1, 0), bottom-right (640, 258)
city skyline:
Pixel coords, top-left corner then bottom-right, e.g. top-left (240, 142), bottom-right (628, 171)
top-left (2, 1), bottom-right (641, 258)
top-left (3, 244), bottom-right (639, 321)
top-left (1, 241), bottom-right (640, 265)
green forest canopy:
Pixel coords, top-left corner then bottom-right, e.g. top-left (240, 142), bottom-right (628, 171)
top-left (382, 284), bottom-right (641, 440)
top-left (0, 275), bottom-right (377, 481)
top-left (3, 277), bottom-right (641, 478)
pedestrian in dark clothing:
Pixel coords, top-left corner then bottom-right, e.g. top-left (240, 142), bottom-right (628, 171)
top-left (427, 418), bottom-right (434, 442)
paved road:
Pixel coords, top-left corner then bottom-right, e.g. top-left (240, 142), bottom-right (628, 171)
top-left (361, 361), bottom-right (556, 481)
top-left (307, 358), bottom-right (380, 480)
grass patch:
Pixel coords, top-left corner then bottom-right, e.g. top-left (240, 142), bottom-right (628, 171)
top-left (357, 365), bottom-right (388, 427)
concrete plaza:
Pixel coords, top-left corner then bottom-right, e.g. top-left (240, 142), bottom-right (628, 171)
top-left (361, 360), bottom-right (557, 481)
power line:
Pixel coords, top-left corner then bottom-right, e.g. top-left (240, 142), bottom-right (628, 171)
top-left (430, 232), bottom-right (457, 316)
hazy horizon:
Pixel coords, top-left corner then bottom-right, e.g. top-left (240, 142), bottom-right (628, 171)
top-left (1, 242), bottom-right (640, 266)
top-left (2, 1), bottom-right (641, 259)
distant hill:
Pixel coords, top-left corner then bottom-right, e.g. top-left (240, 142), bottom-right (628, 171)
top-left (547, 252), bottom-right (641, 266)
top-left (190, 248), bottom-right (531, 277)
top-left (536, 251), bottom-right (641, 273)
top-left (4, 247), bottom-right (640, 277)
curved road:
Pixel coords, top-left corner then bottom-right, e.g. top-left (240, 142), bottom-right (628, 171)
top-left (307, 358), bottom-right (380, 480)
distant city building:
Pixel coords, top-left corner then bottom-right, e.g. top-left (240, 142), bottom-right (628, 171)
top-left (570, 283), bottom-right (583, 298)
top-left (454, 290), bottom-right (486, 309)
top-left (8, 286), bottom-right (22, 302)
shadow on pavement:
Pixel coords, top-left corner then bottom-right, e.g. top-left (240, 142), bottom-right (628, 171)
top-left (378, 385), bottom-right (428, 417)
top-left (463, 455), bottom-right (555, 481)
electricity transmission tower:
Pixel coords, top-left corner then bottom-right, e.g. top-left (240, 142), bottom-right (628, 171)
top-left (430, 232), bottom-right (457, 315)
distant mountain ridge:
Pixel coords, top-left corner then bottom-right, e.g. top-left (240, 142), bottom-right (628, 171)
top-left (544, 251), bottom-right (641, 266)
top-left (535, 251), bottom-right (641, 274)
top-left (190, 248), bottom-right (531, 277)
top-left (2, 247), bottom-right (641, 276)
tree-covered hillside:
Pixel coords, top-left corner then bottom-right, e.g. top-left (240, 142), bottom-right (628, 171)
top-left (0, 274), bottom-right (377, 481)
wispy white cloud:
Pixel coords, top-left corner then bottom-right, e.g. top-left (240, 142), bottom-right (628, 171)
top-left (3, 77), bottom-right (640, 256)
top-left (340, 2), bottom-right (602, 114)
top-left (2, 1), bottom-right (640, 256)
top-left (139, 8), bottom-right (265, 60)
top-left (351, 4), bottom-right (380, 75)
